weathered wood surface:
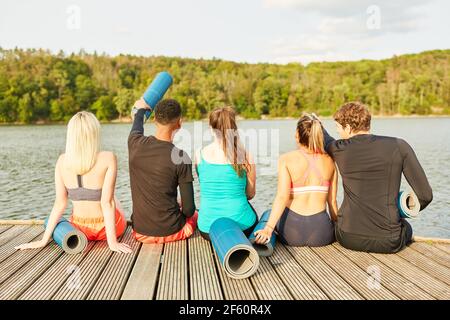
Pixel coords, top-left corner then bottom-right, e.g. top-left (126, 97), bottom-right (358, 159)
top-left (0, 223), bottom-right (448, 300)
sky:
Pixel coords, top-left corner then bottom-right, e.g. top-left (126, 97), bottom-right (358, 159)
top-left (1, 0), bottom-right (449, 64)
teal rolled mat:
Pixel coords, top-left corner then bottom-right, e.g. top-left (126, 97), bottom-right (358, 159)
top-left (44, 217), bottom-right (88, 254)
top-left (398, 190), bottom-right (420, 218)
top-left (248, 210), bottom-right (276, 257)
top-left (132, 71), bottom-right (173, 121)
top-left (210, 218), bottom-right (260, 279)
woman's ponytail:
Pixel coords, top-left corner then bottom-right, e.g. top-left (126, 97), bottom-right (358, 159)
top-left (309, 119), bottom-right (325, 154)
top-left (297, 113), bottom-right (325, 154)
top-left (209, 106), bottom-right (250, 176)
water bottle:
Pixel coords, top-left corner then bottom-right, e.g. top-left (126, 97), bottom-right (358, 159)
top-left (131, 71), bottom-right (173, 121)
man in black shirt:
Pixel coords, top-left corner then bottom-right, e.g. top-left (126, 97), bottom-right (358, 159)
top-left (128, 98), bottom-right (197, 244)
top-left (322, 102), bottom-right (433, 253)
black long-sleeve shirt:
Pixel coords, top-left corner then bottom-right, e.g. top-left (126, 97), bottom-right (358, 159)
top-left (128, 109), bottom-right (196, 236)
top-left (323, 129), bottom-right (433, 238)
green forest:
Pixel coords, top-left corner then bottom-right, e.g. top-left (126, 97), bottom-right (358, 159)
top-left (0, 48), bottom-right (449, 123)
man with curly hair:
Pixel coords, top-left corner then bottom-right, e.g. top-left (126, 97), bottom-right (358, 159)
top-left (322, 102), bottom-right (433, 253)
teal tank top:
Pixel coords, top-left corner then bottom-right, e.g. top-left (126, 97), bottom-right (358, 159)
top-left (197, 149), bottom-right (256, 233)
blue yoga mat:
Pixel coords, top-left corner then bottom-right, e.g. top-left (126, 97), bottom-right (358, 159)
top-left (142, 71), bottom-right (173, 120)
top-left (44, 217), bottom-right (87, 254)
top-left (248, 210), bottom-right (276, 256)
top-left (398, 190), bottom-right (420, 219)
top-left (210, 218), bottom-right (259, 279)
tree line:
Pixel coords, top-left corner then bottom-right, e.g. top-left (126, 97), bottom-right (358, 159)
top-left (0, 47), bottom-right (449, 124)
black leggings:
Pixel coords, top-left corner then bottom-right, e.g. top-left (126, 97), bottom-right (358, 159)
top-left (276, 207), bottom-right (335, 247)
top-left (200, 202), bottom-right (259, 241)
top-left (335, 219), bottom-right (413, 253)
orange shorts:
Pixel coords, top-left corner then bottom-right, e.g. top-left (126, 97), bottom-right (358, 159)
top-left (71, 208), bottom-right (127, 241)
top-left (134, 211), bottom-right (198, 244)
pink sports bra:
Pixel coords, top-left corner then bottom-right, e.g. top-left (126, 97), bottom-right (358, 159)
top-left (290, 148), bottom-right (330, 195)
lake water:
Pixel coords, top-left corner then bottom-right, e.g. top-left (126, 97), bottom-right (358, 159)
top-left (0, 118), bottom-right (449, 238)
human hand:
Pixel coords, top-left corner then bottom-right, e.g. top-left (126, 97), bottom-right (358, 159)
top-left (254, 226), bottom-right (273, 244)
top-left (108, 241), bottom-right (133, 254)
top-left (134, 98), bottom-right (151, 110)
top-left (15, 239), bottom-right (48, 250)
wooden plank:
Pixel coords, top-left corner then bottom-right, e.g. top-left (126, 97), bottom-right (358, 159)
top-left (88, 228), bottom-right (141, 300)
top-left (434, 243), bottom-right (450, 255)
top-left (51, 230), bottom-right (126, 300)
top-left (212, 249), bottom-right (258, 300)
top-left (18, 242), bottom-right (96, 300)
top-left (0, 220), bottom-right (44, 225)
top-left (121, 243), bottom-right (163, 300)
top-left (0, 225), bottom-right (43, 264)
top-left (409, 242), bottom-right (450, 268)
top-left (371, 251), bottom-right (450, 300)
top-left (268, 244), bottom-right (328, 300)
top-left (413, 236), bottom-right (450, 244)
top-left (334, 243), bottom-right (434, 300)
top-left (188, 231), bottom-right (223, 300)
top-left (287, 246), bottom-right (363, 300)
top-left (397, 247), bottom-right (450, 286)
top-left (156, 239), bottom-right (188, 300)
top-left (312, 245), bottom-right (399, 300)
top-left (0, 242), bottom-right (63, 300)
top-left (0, 225), bottom-right (30, 246)
top-left (250, 257), bottom-right (293, 300)
top-left (0, 231), bottom-right (48, 285)
top-left (0, 225), bottom-right (12, 235)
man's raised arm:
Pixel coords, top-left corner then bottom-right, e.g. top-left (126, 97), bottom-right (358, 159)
top-left (129, 98), bottom-right (151, 137)
top-left (322, 125), bottom-right (336, 155)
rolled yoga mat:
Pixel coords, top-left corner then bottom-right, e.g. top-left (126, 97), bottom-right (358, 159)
top-left (44, 217), bottom-right (88, 254)
top-left (210, 218), bottom-right (260, 279)
top-left (248, 210), bottom-right (276, 257)
top-left (398, 190), bottom-right (421, 218)
top-left (141, 71), bottom-right (173, 120)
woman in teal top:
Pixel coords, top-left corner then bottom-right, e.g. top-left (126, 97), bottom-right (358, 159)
top-left (195, 106), bottom-right (257, 240)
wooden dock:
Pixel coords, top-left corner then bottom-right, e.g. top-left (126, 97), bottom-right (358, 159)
top-left (0, 221), bottom-right (449, 300)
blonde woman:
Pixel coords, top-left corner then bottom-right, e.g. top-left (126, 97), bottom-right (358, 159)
top-left (254, 114), bottom-right (338, 247)
top-left (16, 111), bottom-right (131, 253)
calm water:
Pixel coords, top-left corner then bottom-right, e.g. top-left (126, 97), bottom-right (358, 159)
top-left (0, 118), bottom-right (449, 238)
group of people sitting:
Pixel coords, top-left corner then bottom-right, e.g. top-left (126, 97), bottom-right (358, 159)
top-left (16, 98), bottom-right (433, 255)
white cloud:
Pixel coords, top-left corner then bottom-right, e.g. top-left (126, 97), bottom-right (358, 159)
top-left (264, 0), bottom-right (433, 63)
top-left (263, 0), bottom-right (428, 15)
top-left (264, 0), bottom-right (367, 16)
top-left (269, 34), bottom-right (378, 64)
top-left (114, 26), bottom-right (131, 35)
top-left (264, 0), bottom-right (430, 34)
top-left (318, 17), bottom-right (361, 35)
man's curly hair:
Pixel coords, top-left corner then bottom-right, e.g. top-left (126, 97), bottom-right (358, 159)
top-left (334, 101), bottom-right (371, 132)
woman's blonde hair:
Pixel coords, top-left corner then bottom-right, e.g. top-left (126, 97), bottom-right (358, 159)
top-left (65, 111), bottom-right (101, 175)
top-left (296, 113), bottom-right (325, 154)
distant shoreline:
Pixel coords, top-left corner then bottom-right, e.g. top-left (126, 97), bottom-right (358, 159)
top-left (1, 114), bottom-right (450, 126)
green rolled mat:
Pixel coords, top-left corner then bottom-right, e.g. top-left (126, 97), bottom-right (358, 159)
top-left (210, 218), bottom-right (260, 279)
top-left (44, 217), bottom-right (88, 254)
top-left (398, 190), bottom-right (421, 219)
